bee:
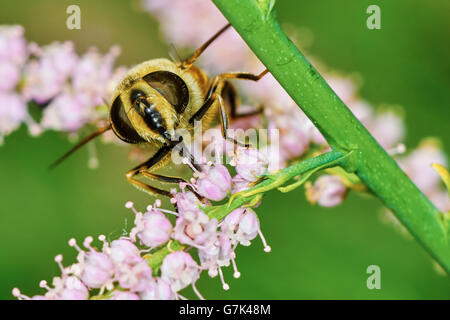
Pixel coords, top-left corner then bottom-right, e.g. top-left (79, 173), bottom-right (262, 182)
top-left (51, 24), bottom-right (268, 197)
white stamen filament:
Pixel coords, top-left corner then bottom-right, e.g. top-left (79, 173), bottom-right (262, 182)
top-left (231, 256), bottom-right (241, 278)
top-left (258, 229), bottom-right (271, 253)
top-left (218, 267), bottom-right (230, 290)
top-left (192, 282), bottom-right (205, 300)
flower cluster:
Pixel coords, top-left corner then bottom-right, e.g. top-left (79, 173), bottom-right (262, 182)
top-left (13, 149), bottom-right (271, 300)
top-left (0, 25), bottom-right (125, 144)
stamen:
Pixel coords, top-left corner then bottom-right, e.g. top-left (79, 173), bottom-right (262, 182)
top-left (68, 238), bottom-right (83, 254)
top-left (182, 157), bottom-right (197, 172)
top-left (39, 280), bottom-right (51, 291)
top-left (126, 201), bottom-right (141, 216)
top-left (258, 229), bottom-right (271, 252)
top-left (125, 201), bottom-right (134, 209)
top-left (12, 288), bottom-right (30, 300)
top-left (98, 234), bottom-right (109, 251)
top-left (218, 267), bottom-right (230, 290)
top-left (54, 255), bottom-right (66, 276)
top-left (231, 256), bottom-right (241, 278)
top-left (153, 207), bottom-right (178, 216)
top-left (192, 282), bottom-right (205, 300)
top-left (176, 293), bottom-right (188, 300)
top-left (83, 236), bottom-right (94, 251)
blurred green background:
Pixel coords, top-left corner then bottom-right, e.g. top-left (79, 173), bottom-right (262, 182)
top-left (0, 0), bottom-right (449, 299)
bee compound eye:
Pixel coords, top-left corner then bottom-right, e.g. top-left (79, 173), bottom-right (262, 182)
top-left (143, 71), bottom-right (189, 115)
top-left (110, 96), bottom-right (145, 144)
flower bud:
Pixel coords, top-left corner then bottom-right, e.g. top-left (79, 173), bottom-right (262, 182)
top-left (109, 239), bottom-right (141, 265)
top-left (235, 148), bottom-right (268, 182)
top-left (306, 175), bottom-right (347, 207)
top-left (161, 252), bottom-right (199, 292)
top-left (81, 251), bottom-right (114, 288)
top-left (138, 210), bottom-right (172, 248)
top-left (196, 164), bottom-right (232, 201)
top-left (111, 291), bottom-right (140, 300)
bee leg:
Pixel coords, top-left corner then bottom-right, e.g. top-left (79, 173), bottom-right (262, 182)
top-left (189, 69), bottom-right (269, 147)
top-left (139, 171), bottom-right (187, 184)
top-left (217, 94), bottom-right (250, 148)
top-left (125, 146), bottom-right (173, 197)
top-left (181, 23), bottom-right (231, 69)
top-left (223, 81), bottom-right (264, 119)
top-left (216, 69), bottom-right (269, 82)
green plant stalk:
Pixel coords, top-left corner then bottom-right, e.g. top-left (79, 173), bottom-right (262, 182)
top-left (206, 150), bottom-right (346, 220)
top-left (212, 0), bottom-right (450, 272)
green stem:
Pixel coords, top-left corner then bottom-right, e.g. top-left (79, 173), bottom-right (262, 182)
top-left (212, 0), bottom-right (449, 272)
top-left (206, 150), bottom-right (346, 220)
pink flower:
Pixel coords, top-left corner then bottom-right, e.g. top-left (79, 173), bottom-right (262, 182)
top-left (115, 259), bottom-right (153, 292)
top-left (40, 92), bottom-right (87, 132)
top-left (325, 74), bottom-right (357, 105)
top-left (139, 278), bottom-right (175, 300)
top-left (306, 175), bottom-right (347, 207)
top-left (161, 251), bottom-right (199, 291)
top-left (348, 100), bottom-right (373, 127)
top-left (399, 140), bottom-right (447, 194)
top-left (231, 174), bottom-right (251, 194)
top-left (137, 210), bottom-right (173, 248)
top-left (109, 239), bottom-right (142, 265)
top-left (198, 233), bottom-right (238, 290)
top-left (173, 216), bottom-right (218, 248)
top-left (222, 208), bottom-right (258, 246)
top-left (72, 46), bottom-right (121, 107)
top-left (369, 111), bottom-right (405, 149)
top-left (235, 148), bottom-right (268, 182)
top-left (171, 190), bottom-right (204, 216)
top-left (195, 164), bottom-right (232, 201)
top-left (0, 25), bottom-right (28, 65)
top-left (111, 291), bottom-right (140, 300)
top-left (0, 92), bottom-right (28, 141)
top-left (22, 41), bottom-right (77, 103)
top-left (0, 62), bottom-right (20, 91)
top-left (25, 255), bottom-right (89, 300)
top-left (69, 237), bottom-right (114, 289)
top-left (222, 208), bottom-right (271, 251)
top-left (56, 276), bottom-right (89, 300)
top-left (80, 251), bottom-right (114, 288)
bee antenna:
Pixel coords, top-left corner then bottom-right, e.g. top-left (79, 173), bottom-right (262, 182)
top-left (181, 23), bottom-right (231, 69)
top-left (49, 124), bottom-right (112, 170)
